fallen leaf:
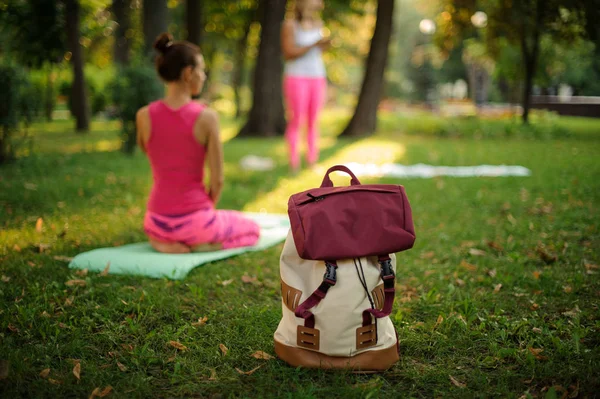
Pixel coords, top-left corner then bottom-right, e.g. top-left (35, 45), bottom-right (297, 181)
top-left (420, 251), bottom-right (435, 259)
top-left (449, 375), bottom-right (466, 388)
top-left (0, 361), bottom-right (8, 380)
top-left (168, 341), bottom-right (188, 351)
top-left (53, 256), bottom-right (74, 262)
top-left (251, 351), bottom-right (274, 360)
top-left (28, 261), bottom-right (37, 267)
top-left (121, 344), bottom-right (134, 352)
top-left (241, 275), bottom-right (256, 284)
top-left (563, 306), bottom-right (581, 318)
top-left (59, 323), bottom-right (68, 329)
top-left (100, 262), bottom-right (110, 277)
top-left (39, 368), bottom-right (50, 378)
top-left (532, 327), bottom-right (542, 334)
top-left (167, 355), bottom-right (177, 363)
top-left (192, 316), bottom-right (208, 327)
top-left (584, 261), bottom-right (599, 275)
top-left (90, 388), bottom-right (102, 399)
top-left (35, 243), bottom-right (51, 253)
top-left (459, 260), bottom-right (477, 272)
top-left (528, 347), bottom-right (548, 361)
top-left (41, 311), bottom-right (51, 318)
top-left (530, 303), bottom-right (539, 310)
top-left (75, 269), bottom-right (89, 277)
top-left (235, 364), bottom-right (263, 375)
top-left (208, 368), bottom-right (217, 381)
top-left (117, 362), bottom-right (127, 372)
top-left (488, 269), bottom-right (497, 278)
top-left (14, 288), bottom-right (25, 303)
top-left (487, 241), bottom-right (503, 252)
top-left (533, 271), bottom-right (541, 280)
top-left (73, 362), bottom-right (81, 380)
top-left (494, 284), bottom-right (502, 293)
top-left (424, 270), bottom-right (435, 277)
top-left (65, 296), bottom-right (74, 306)
top-left (1, 275), bottom-right (10, 283)
top-left (13, 244), bottom-right (21, 252)
top-left (537, 247), bottom-right (557, 264)
top-left (48, 378), bottom-right (62, 385)
top-left (507, 213), bottom-right (517, 225)
top-left (66, 279), bottom-right (86, 287)
top-left (36, 218), bottom-right (43, 233)
top-left (220, 279), bottom-right (234, 286)
top-left (219, 344), bottom-right (228, 356)
top-left (569, 381), bottom-right (579, 398)
top-left (469, 248), bottom-right (486, 256)
top-left (89, 385), bottom-right (113, 399)
top-left (7, 324), bottom-right (19, 333)
top-left (409, 321), bottom-right (425, 329)
top-left (434, 315), bottom-right (444, 329)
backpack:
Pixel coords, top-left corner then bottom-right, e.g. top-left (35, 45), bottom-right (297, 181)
top-left (274, 165), bottom-right (416, 371)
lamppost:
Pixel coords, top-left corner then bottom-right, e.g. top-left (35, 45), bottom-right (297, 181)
top-left (464, 11), bottom-right (491, 108)
top-left (418, 19), bottom-right (437, 108)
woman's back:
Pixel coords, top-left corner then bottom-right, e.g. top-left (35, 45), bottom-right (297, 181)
top-left (146, 100), bottom-right (211, 215)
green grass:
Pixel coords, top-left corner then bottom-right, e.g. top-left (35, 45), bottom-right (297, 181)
top-left (1, 110), bottom-right (599, 398)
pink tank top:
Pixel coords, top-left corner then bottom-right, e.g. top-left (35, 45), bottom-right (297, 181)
top-left (146, 100), bottom-right (212, 215)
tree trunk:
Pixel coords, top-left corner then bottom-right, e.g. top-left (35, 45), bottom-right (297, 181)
top-left (238, 0), bottom-right (286, 137)
top-left (65, 0), bottom-right (90, 133)
top-left (143, 0), bottom-right (169, 58)
top-left (186, 0), bottom-right (203, 46)
top-left (520, 0), bottom-right (542, 124)
top-left (521, 56), bottom-right (534, 124)
top-left (233, 17), bottom-right (253, 118)
top-left (113, 0), bottom-right (132, 65)
top-left (45, 66), bottom-right (54, 122)
top-left (341, 0), bottom-right (395, 137)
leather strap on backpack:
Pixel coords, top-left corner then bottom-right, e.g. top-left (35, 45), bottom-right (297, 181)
top-left (362, 255), bottom-right (395, 326)
top-left (294, 261), bottom-right (338, 329)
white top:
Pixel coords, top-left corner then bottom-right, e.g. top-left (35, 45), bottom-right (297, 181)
top-left (284, 22), bottom-right (326, 78)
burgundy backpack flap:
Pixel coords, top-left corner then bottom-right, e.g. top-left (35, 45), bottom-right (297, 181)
top-left (288, 165), bottom-right (416, 261)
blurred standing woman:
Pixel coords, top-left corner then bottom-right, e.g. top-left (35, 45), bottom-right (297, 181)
top-left (281, 0), bottom-right (331, 173)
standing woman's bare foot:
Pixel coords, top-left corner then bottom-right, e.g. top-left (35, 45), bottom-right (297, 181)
top-left (150, 238), bottom-right (191, 254)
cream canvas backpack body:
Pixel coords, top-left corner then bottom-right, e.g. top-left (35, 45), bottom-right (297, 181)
top-left (273, 165), bottom-right (416, 371)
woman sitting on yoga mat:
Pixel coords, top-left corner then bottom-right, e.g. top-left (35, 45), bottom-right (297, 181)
top-left (136, 32), bottom-right (260, 254)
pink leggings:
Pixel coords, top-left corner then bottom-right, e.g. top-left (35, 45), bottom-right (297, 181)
top-left (284, 76), bottom-right (327, 169)
top-left (144, 209), bottom-right (260, 250)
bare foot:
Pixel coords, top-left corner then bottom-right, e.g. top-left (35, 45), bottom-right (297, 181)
top-left (149, 238), bottom-right (191, 254)
top-left (190, 243), bottom-right (223, 252)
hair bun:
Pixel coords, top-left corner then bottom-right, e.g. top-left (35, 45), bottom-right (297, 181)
top-left (154, 32), bottom-right (174, 54)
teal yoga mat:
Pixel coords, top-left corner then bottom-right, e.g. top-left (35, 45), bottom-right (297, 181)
top-left (69, 213), bottom-right (290, 280)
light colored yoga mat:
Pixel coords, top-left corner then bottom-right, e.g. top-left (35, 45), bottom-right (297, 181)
top-left (69, 213), bottom-right (290, 280)
top-left (343, 162), bottom-right (532, 178)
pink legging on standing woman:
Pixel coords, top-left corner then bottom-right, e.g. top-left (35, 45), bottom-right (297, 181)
top-left (284, 76), bottom-right (327, 170)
